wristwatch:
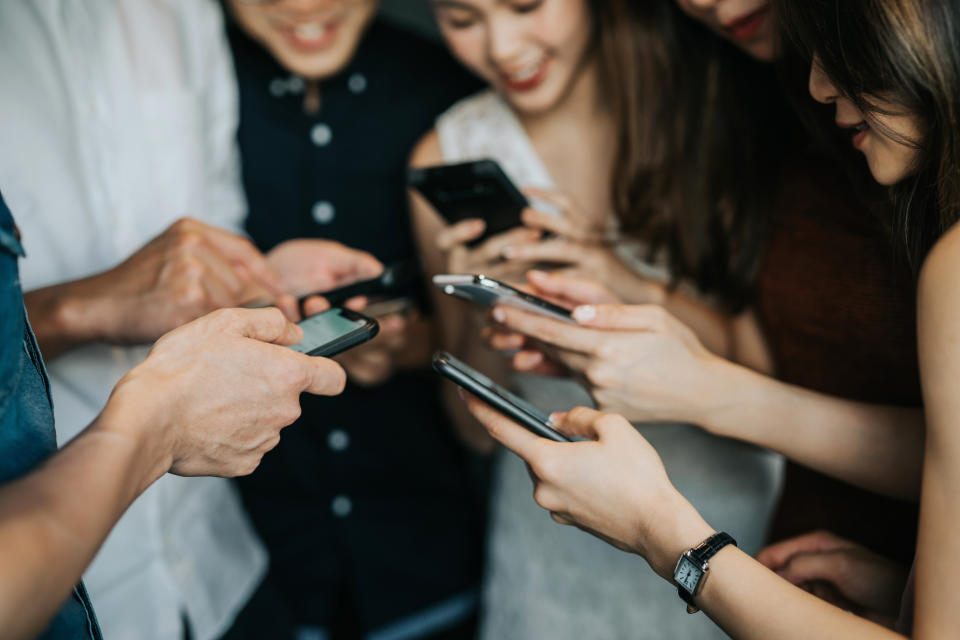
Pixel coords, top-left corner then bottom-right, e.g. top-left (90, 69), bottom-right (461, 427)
top-left (674, 532), bottom-right (737, 614)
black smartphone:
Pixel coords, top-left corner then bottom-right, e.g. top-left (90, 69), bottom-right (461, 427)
top-left (433, 274), bottom-right (573, 323)
top-left (407, 159), bottom-right (529, 244)
top-left (433, 351), bottom-right (571, 443)
top-left (289, 307), bottom-right (379, 358)
top-left (297, 260), bottom-right (419, 309)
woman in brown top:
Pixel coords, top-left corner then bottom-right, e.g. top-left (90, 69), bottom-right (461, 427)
top-left (463, 0), bottom-right (960, 636)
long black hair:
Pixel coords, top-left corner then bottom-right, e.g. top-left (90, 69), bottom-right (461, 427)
top-left (777, 0), bottom-right (960, 269)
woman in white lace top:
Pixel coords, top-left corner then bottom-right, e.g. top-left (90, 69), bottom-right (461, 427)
top-left (409, 1), bottom-right (783, 638)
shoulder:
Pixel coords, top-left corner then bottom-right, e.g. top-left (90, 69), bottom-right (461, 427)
top-left (409, 128), bottom-right (443, 170)
top-left (918, 223), bottom-right (960, 361)
top-left (919, 222), bottom-right (960, 300)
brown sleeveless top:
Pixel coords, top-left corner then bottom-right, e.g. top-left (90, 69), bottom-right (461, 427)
top-left (754, 158), bottom-right (921, 563)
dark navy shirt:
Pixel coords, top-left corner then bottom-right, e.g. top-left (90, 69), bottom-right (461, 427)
top-left (229, 19), bottom-right (486, 637)
top-left (0, 190), bottom-right (101, 639)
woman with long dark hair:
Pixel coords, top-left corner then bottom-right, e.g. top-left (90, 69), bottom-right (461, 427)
top-left (411, 1), bottom-right (786, 638)
top-left (463, 0), bottom-right (960, 636)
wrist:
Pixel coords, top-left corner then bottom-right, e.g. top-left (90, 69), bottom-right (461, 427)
top-left (93, 371), bottom-right (174, 492)
top-left (684, 355), bottom-right (750, 435)
top-left (644, 489), bottom-right (716, 582)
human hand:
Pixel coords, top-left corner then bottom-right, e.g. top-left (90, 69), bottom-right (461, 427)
top-left (462, 399), bottom-right (714, 579)
top-left (500, 189), bottom-right (666, 304)
top-left (490, 299), bottom-right (728, 425)
top-left (435, 218), bottom-right (542, 281)
top-left (334, 312), bottom-right (411, 387)
top-left (486, 270), bottom-right (621, 375)
top-left (267, 238), bottom-right (383, 299)
top-left (73, 219), bottom-right (296, 344)
top-left (104, 308), bottom-right (346, 479)
top-left (757, 531), bottom-right (908, 627)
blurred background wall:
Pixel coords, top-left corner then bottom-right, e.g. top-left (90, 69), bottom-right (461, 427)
top-left (379, 1), bottom-right (441, 40)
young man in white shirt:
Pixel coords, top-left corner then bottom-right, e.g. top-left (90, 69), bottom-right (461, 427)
top-left (0, 1), bottom-right (380, 638)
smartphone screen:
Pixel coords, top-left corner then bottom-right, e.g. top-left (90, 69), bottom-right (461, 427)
top-left (289, 308), bottom-right (378, 357)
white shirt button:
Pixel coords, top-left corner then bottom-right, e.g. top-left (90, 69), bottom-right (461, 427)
top-left (311, 123), bottom-right (333, 147)
top-left (348, 73), bottom-right (368, 94)
top-left (331, 495), bottom-right (353, 518)
top-left (328, 429), bottom-right (350, 452)
top-left (312, 201), bottom-right (336, 225)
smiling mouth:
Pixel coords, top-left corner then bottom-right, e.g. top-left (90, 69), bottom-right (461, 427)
top-left (840, 121), bottom-right (871, 149)
top-left (499, 57), bottom-right (550, 92)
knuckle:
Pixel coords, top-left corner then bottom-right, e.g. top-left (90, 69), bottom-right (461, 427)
top-left (175, 282), bottom-right (209, 308)
top-left (585, 363), bottom-right (611, 387)
top-left (173, 228), bottom-right (205, 252)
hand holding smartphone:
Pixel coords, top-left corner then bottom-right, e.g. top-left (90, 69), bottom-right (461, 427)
top-left (289, 307), bottom-right (379, 358)
top-left (407, 159), bottom-right (529, 245)
top-left (433, 351), bottom-right (571, 442)
top-left (433, 274), bottom-right (573, 323)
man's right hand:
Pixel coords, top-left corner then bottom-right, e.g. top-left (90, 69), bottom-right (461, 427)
top-left (100, 307), bottom-right (346, 480)
top-left (29, 218), bottom-right (297, 355)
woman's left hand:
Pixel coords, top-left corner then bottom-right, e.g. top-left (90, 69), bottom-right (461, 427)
top-left (501, 188), bottom-right (666, 305)
top-left (462, 399), bottom-right (714, 579)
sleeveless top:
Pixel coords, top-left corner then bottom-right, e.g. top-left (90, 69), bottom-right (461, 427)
top-left (758, 157), bottom-right (920, 565)
top-left (437, 90), bottom-right (784, 640)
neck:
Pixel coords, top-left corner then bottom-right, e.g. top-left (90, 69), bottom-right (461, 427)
top-left (518, 53), bottom-right (611, 136)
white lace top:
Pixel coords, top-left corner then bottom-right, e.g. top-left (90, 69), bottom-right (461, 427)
top-left (435, 90), bottom-right (783, 640)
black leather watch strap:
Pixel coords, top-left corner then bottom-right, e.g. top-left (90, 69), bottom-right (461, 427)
top-left (692, 531), bottom-right (736, 564)
top-left (677, 532), bottom-right (737, 613)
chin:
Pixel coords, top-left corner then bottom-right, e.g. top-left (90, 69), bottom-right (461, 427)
top-left (274, 49), bottom-right (352, 80)
top-left (502, 81), bottom-right (568, 117)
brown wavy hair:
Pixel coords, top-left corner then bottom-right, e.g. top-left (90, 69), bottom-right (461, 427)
top-left (777, 0), bottom-right (960, 269)
top-left (592, 1), bottom-right (790, 310)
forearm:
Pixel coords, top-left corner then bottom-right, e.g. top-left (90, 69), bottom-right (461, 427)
top-left (699, 546), bottom-right (904, 640)
top-left (24, 278), bottom-right (114, 360)
top-left (660, 289), bottom-right (773, 374)
top-left (699, 360), bottom-right (923, 499)
top-left (0, 406), bottom-right (166, 639)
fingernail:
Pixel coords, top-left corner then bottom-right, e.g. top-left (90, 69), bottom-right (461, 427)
top-left (573, 305), bottom-right (596, 323)
top-left (548, 412), bottom-right (567, 425)
top-left (492, 307), bottom-right (506, 323)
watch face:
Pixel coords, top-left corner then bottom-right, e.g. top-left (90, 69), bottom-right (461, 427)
top-left (675, 556), bottom-right (703, 594)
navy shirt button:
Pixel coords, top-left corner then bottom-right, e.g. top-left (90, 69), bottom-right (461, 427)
top-left (312, 201), bottom-right (336, 225)
top-left (287, 76), bottom-right (305, 94)
top-left (331, 495), bottom-right (353, 518)
top-left (328, 429), bottom-right (350, 452)
top-left (269, 78), bottom-right (287, 98)
top-left (348, 72), bottom-right (368, 94)
top-left (311, 123), bottom-right (333, 147)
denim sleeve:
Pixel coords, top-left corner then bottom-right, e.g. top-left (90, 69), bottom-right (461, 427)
top-left (0, 193), bottom-right (101, 639)
top-left (0, 193), bottom-right (57, 483)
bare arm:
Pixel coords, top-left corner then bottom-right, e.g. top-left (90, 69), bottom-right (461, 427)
top-left (408, 131), bottom-right (504, 452)
top-left (492, 297), bottom-right (924, 499)
top-left (913, 226), bottom-right (960, 637)
top-left (0, 308), bottom-right (347, 639)
top-left (464, 401), bottom-right (907, 640)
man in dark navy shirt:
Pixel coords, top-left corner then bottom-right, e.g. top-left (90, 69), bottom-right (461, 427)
top-left (224, 2), bottom-right (486, 638)
top-left (0, 185), bottom-right (358, 640)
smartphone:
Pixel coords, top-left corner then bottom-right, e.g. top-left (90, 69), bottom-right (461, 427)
top-left (433, 351), bottom-right (571, 443)
top-left (289, 307), bottom-right (379, 358)
top-left (297, 260), bottom-right (419, 309)
top-left (433, 274), bottom-right (573, 323)
top-left (407, 159), bottom-right (529, 244)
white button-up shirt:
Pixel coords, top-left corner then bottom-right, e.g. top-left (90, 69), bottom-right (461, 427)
top-left (0, 2), bottom-right (267, 639)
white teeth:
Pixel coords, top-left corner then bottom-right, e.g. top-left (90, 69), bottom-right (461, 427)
top-left (508, 59), bottom-right (544, 82)
top-left (294, 23), bottom-right (327, 42)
